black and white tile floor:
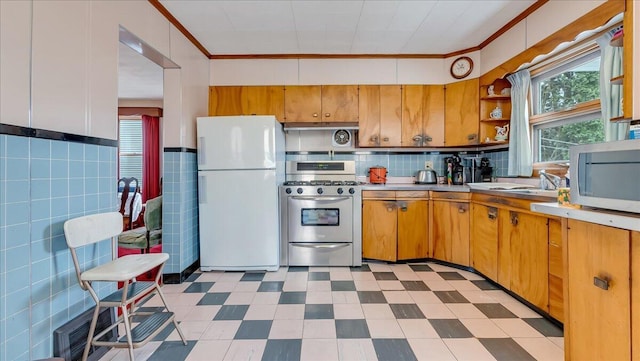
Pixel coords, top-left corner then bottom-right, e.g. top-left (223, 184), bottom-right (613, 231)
top-left (99, 262), bottom-right (564, 361)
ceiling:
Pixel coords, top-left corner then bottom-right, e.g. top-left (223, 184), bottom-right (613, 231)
top-left (118, 0), bottom-right (539, 100)
top-left (158, 0), bottom-right (538, 56)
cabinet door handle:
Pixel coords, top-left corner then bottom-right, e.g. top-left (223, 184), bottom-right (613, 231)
top-left (382, 137), bottom-right (389, 142)
top-left (593, 276), bottom-right (609, 290)
top-left (510, 211), bottom-right (518, 225)
top-left (387, 207), bottom-right (394, 212)
top-left (370, 135), bottom-right (379, 144)
top-left (313, 113), bottom-right (319, 118)
top-left (325, 113), bottom-right (331, 117)
top-left (458, 205), bottom-right (466, 213)
top-left (423, 134), bottom-right (433, 142)
top-left (398, 202), bottom-right (408, 212)
top-left (467, 133), bottom-right (477, 141)
top-left (487, 207), bottom-right (497, 220)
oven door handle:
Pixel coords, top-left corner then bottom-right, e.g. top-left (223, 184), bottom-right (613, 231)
top-left (290, 196), bottom-right (351, 201)
top-left (292, 243), bottom-right (351, 249)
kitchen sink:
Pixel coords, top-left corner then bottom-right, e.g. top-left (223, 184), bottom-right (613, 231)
top-left (500, 189), bottom-right (558, 197)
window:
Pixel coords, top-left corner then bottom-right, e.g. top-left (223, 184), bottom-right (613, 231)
top-left (119, 118), bottom-right (143, 186)
top-left (531, 47), bottom-right (606, 163)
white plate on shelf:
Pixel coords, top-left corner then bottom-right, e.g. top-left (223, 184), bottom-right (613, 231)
top-left (466, 182), bottom-right (537, 190)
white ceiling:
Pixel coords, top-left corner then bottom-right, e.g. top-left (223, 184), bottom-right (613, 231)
top-left (118, 42), bottom-right (164, 101)
top-left (159, 0), bottom-right (537, 55)
top-left (118, 0), bottom-right (538, 100)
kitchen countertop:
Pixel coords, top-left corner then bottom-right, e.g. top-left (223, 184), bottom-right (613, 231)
top-left (531, 202), bottom-right (640, 231)
top-left (361, 183), bottom-right (469, 192)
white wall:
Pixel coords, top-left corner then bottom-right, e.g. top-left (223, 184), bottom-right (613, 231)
top-left (0, 0), bottom-right (209, 148)
top-left (211, 52), bottom-right (481, 86)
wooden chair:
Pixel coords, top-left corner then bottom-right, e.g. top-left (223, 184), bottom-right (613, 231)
top-left (63, 212), bottom-right (186, 361)
top-left (118, 177), bottom-right (142, 230)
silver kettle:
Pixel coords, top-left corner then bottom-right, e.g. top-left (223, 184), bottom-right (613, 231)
top-left (416, 169), bottom-right (438, 184)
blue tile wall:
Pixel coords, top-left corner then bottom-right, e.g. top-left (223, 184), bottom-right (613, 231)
top-left (286, 149), bottom-right (510, 179)
top-left (162, 151), bottom-right (199, 274)
top-left (0, 134), bottom-right (118, 361)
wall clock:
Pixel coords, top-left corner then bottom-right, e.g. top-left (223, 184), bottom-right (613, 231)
top-left (450, 56), bottom-right (474, 79)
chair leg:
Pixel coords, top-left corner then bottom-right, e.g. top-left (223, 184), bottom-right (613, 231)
top-left (81, 305), bottom-right (101, 361)
top-left (121, 305), bottom-right (136, 361)
top-left (154, 286), bottom-right (187, 345)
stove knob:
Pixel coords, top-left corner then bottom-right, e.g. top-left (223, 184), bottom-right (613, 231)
top-left (349, 187), bottom-right (355, 194)
top-left (297, 188), bottom-right (303, 194)
top-left (317, 188), bottom-right (323, 194)
top-left (285, 188), bottom-right (292, 194)
top-left (337, 188), bottom-right (344, 194)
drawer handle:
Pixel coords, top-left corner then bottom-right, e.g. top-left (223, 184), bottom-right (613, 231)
top-left (400, 206), bottom-right (408, 212)
top-left (510, 211), bottom-right (518, 225)
top-left (593, 276), bottom-right (609, 290)
top-left (488, 207), bottom-right (497, 220)
top-left (294, 243), bottom-right (349, 249)
top-left (458, 206), bottom-right (466, 213)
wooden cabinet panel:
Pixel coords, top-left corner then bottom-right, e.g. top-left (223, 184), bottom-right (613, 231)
top-left (401, 85), bottom-right (445, 147)
top-left (632, 231), bottom-right (639, 361)
top-left (397, 199), bottom-right (428, 260)
top-left (244, 86), bottom-right (285, 120)
top-left (471, 203), bottom-right (498, 280)
top-left (497, 210), bottom-right (511, 288)
top-left (358, 85), bottom-right (401, 147)
top-left (284, 85), bottom-right (322, 122)
top-left (321, 85), bottom-right (359, 122)
top-left (548, 274), bottom-right (563, 322)
top-left (209, 86), bottom-right (243, 116)
top-left (209, 86), bottom-right (285, 120)
top-left (445, 78), bottom-right (479, 146)
top-left (567, 220), bottom-right (630, 361)
top-left (432, 199), bottom-right (470, 266)
top-left (362, 200), bottom-right (397, 262)
top-left (508, 211), bottom-right (549, 310)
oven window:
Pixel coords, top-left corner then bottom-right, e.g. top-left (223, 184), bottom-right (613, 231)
top-left (301, 208), bottom-right (340, 226)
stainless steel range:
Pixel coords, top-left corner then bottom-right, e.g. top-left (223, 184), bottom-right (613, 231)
top-left (279, 161), bottom-right (362, 267)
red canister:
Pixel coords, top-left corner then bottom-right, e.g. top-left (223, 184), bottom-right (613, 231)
top-left (368, 166), bottom-right (388, 184)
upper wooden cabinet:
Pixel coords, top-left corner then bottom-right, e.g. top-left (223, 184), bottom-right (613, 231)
top-left (209, 86), bottom-right (285, 121)
top-left (359, 85), bottom-right (402, 147)
top-left (284, 85), bottom-right (358, 123)
top-left (445, 78), bottom-right (479, 146)
top-left (401, 85), bottom-right (445, 147)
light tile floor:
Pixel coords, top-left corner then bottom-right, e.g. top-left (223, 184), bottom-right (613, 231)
top-left (99, 262), bottom-right (564, 361)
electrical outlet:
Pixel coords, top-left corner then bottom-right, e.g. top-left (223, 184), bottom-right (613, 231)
top-left (424, 161), bottom-right (433, 169)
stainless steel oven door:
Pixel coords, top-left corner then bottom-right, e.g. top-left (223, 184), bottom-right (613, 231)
top-left (287, 196), bottom-right (353, 243)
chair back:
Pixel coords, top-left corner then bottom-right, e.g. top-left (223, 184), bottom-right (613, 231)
top-left (144, 195), bottom-right (162, 231)
top-left (64, 212), bottom-right (123, 249)
top-left (64, 212), bottom-right (123, 288)
top-left (118, 177), bottom-right (140, 230)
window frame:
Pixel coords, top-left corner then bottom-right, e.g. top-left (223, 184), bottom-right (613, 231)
top-left (528, 43), bottom-right (606, 172)
top-left (118, 116), bottom-right (144, 188)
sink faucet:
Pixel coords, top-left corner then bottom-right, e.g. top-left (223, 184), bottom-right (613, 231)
top-left (539, 169), bottom-right (562, 190)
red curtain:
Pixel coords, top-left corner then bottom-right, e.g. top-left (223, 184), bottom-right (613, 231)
top-left (142, 115), bottom-right (160, 202)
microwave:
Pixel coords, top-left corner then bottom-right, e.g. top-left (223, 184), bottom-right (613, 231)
top-left (570, 139), bottom-right (640, 213)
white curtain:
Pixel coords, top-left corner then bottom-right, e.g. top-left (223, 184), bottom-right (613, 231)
top-left (507, 69), bottom-right (533, 177)
top-left (597, 29), bottom-right (629, 141)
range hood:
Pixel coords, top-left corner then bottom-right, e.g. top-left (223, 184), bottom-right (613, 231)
top-left (283, 122), bottom-right (358, 131)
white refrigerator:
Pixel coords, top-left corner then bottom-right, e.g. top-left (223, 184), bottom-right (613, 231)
top-left (197, 115), bottom-right (285, 271)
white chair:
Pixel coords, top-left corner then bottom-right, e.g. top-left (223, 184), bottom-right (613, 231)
top-left (64, 212), bottom-right (186, 361)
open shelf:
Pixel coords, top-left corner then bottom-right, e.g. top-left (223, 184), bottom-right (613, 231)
top-left (480, 118), bottom-right (509, 122)
top-left (480, 95), bottom-right (510, 100)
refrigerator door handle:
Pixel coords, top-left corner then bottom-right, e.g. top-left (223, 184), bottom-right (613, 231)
top-left (199, 175), bottom-right (207, 204)
top-left (198, 137), bottom-right (205, 165)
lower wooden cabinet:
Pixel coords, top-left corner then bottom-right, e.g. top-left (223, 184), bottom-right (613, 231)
top-left (470, 203), bottom-right (498, 280)
top-left (505, 211), bottom-right (549, 311)
top-left (362, 191), bottom-right (428, 262)
top-left (431, 192), bottom-right (470, 266)
top-left (566, 219), bottom-right (631, 361)
top-left (547, 218), bottom-right (563, 321)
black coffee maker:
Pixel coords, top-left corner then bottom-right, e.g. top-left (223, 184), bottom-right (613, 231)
top-left (478, 157), bottom-right (493, 182)
top-left (445, 154), bottom-right (464, 185)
